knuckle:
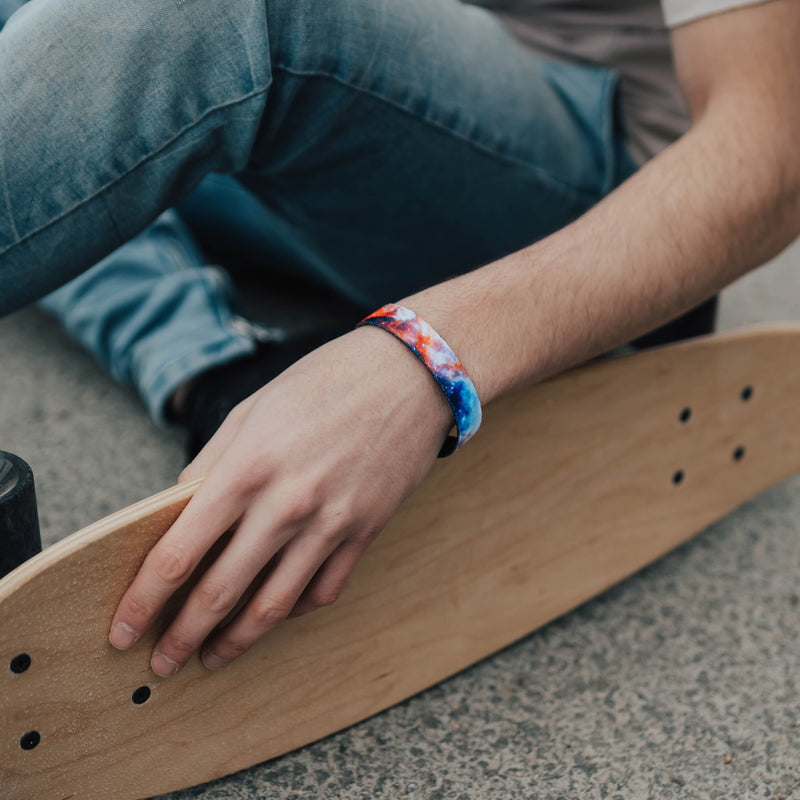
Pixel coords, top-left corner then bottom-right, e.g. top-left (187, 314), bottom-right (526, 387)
top-left (309, 587), bottom-right (341, 608)
top-left (317, 524), bottom-right (345, 546)
top-left (276, 489), bottom-right (319, 526)
top-left (151, 542), bottom-right (195, 585)
top-left (197, 580), bottom-right (239, 615)
top-left (227, 401), bottom-right (249, 424)
top-left (210, 638), bottom-right (251, 663)
top-left (251, 597), bottom-right (292, 626)
top-left (179, 461), bottom-right (198, 483)
top-left (226, 639), bottom-right (251, 658)
top-left (328, 497), bottom-right (356, 523)
top-left (124, 593), bottom-right (155, 623)
top-left (355, 522), bottom-right (382, 546)
top-left (165, 631), bottom-right (197, 656)
top-left (230, 456), bottom-right (273, 495)
top-left (221, 639), bottom-right (250, 658)
top-left (317, 500), bottom-right (357, 537)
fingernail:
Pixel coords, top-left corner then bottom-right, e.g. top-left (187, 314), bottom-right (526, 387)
top-left (151, 652), bottom-right (181, 677)
top-left (203, 652), bottom-right (229, 671)
top-left (109, 622), bottom-right (139, 650)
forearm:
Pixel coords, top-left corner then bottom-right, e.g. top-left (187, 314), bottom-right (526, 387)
top-left (401, 106), bottom-right (800, 408)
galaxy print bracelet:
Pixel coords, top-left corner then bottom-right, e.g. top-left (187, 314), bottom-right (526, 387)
top-left (357, 303), bottom-right (482, 457)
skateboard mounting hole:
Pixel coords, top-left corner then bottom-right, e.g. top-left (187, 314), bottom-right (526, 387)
top-left (20, 731), bottom-right (40, 750)
top-left (672, 470), bottom-right (685, 485)
top-left (679, 407), bottom-right (692, 423)
top-left (741, 385), bottom-right (754, 402)
top-left (132, 686), bottom-right (151, 705)
top-left (733, 446), bottom-right (746, 461)
top-left (9, 653), bottom-right (31, 674)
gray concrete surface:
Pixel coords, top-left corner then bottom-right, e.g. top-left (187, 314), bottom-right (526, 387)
top-left (2, 242), bottom-right (800, 799)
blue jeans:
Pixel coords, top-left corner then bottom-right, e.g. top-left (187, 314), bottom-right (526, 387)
top-left (0, 0), bottom-right (637, 423)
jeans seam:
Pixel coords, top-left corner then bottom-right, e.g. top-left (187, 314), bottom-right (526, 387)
top-left (0, 86), bottom-right (269, 260)
top-left (272, 62), bottom-right (602, 205)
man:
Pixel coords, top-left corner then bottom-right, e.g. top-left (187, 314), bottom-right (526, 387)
top-left (1, 0), bottom-right (798, 681)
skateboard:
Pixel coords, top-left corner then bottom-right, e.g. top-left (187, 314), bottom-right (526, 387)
top-left (2, 322), bottom-right (800, 800)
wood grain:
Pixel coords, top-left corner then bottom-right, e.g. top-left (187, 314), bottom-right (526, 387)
top-left (2, 323), bottom-right (800, 800)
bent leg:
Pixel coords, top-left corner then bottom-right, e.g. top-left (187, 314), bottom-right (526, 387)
top-left (0, 0), bottom-right (270, 315)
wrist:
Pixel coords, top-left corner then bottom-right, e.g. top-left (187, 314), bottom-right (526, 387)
top-left (353, 312), bottom-right (469, 456)
top-left (397, 288), bottom-right (501, 404)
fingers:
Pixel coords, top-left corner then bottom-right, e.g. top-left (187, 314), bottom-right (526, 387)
top-left (151, 527), bottom-right (372, 675)
top-left (199, 524), bottom-right (345, 670)
top-left (108, 476), bottom-right (247, 653)
top-left (289, 537), bottom-right (370, 618)
top-left (147, 495), bottom-right (310, 676)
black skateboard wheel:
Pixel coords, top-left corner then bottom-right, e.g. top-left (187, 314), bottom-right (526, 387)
top-left (0, 452), bottom-right (42, 581)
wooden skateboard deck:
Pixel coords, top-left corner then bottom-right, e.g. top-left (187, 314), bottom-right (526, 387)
top-left (3, 322), bottom-right (800, 800)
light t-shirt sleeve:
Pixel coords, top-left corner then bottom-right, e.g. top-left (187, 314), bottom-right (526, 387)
top-left (661, 0), bottom-right (777, 27)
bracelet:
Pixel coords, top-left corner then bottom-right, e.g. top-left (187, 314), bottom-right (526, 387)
top-left (357, 303), bottom-right (482, 457)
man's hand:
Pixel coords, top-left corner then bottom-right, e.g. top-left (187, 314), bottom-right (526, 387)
top-left (108, 326), bottom-right (453, 675)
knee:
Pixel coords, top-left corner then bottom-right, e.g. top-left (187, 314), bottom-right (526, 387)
top-left (3, 0), bottom-right (270, 98)
top-left (266, 0), bottom-right (405, 76)
top-left (1, 0), bottom-right (271, 162)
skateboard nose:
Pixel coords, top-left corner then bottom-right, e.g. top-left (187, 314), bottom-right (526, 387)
top-left (0, 452), bottom-right (42, 580)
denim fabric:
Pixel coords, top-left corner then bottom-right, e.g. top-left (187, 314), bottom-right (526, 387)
top-left (0, 0), bottom-right (637, 423)
top-left (36, 211), bottom-right (270, 420)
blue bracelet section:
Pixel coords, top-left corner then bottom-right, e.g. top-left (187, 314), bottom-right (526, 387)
top-left (357, 304), bottom-right (482, 457)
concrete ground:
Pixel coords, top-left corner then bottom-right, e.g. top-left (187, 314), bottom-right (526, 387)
top-left (2, 242), bottom-right (800, 799)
